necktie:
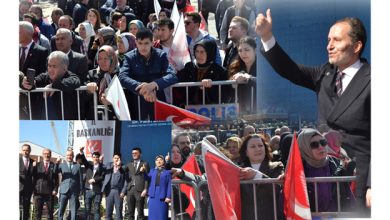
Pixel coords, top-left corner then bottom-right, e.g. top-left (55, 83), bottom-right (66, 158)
top-left (19, 47), bottom-right (27, 70)
top-left (69, 162), bottom-right (72, 171)
top-left (335, 71), bottom-right (345, 97)
top-left (24, 159), bottom-right (28, 170)
top-left (134, 161), bottom-right (138, 171)
top-left (45, 162), bottom-right (49, 173)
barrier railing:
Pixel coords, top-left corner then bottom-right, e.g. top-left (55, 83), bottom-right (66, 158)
top-left (20, 79), bottom-right (255, 120)
top-left (172, 176), bottom-right (357, 220)
top-left (19, 86), bottom-right (99, 120)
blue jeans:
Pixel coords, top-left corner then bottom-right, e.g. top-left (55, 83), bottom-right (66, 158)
top-left (85, 189), bottom-right (102, 220)
top-left (105, 189), bottom-right (123, 220)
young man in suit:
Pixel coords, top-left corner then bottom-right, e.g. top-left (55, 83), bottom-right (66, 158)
top-left (56, 149), bottom-right (83, 220)
top-left (77, 147), bottom-right (105, 220)
top-left (102, 153), bottom-right (127, 220)
top-left (256, 9), bottom-right (370, 216)
top-left (19, 144), bottom-right (34, 220)
top-left (124, 147), bottom-right (150, 220)
top-left (32, 148), bottom-right (59, 220)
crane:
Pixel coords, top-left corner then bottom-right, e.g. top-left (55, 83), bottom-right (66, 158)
top-left (50, 121), bottom-right (63, 154)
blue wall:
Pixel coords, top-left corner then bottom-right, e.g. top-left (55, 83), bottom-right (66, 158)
top-left (256, 0), bottom-right (371, 122)
top-left (119, 121), bottom-right (172, 167)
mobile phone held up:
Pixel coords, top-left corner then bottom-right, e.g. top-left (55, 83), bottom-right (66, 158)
top-left (26, 68), bottom-right (36, 84)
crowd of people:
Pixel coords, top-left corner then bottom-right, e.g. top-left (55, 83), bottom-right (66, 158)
top-left (19, 0), bottom-right (371, 219)
top-left (19, 0), bottom-right (259, 120)
top-left (19, 123), bottom-right (362, 219)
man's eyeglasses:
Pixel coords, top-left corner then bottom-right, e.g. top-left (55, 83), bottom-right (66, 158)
top-left (309, 139), bottom-right (327, 149)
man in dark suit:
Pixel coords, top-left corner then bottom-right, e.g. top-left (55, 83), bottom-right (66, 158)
top-left (255, 9), bottom-right (370, 216)
top-left (56, 149), bottom-right (83, 220)
top-left (19, 21), bottom-right (49, 75)
top-left (124, 147), bottom-right (149, 220)
top-left (32, 148), bottom-right (59, 220)
top-left (102, 153), bottom-right (127, 220)
top-left (50, 15), bottom-right (84, 54)
top-left (54, 28), bottom-right (88, 84)
top-left (19, 21), bottom-right (50, 119)
top-left (77, 147), bottom-right (105, 220)
top-left (19, 144), bottom-right (34, 220)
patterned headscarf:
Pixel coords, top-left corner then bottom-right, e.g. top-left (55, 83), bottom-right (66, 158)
top-left (298, 128), bottom-right (329, 168)
top-left (118, 32), bottom-right (136, 53)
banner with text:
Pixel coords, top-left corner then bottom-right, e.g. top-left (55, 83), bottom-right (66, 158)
top-left (186, 103), bottom-right (239, 121)
top-left (71, 120), bottom-right (116, 163)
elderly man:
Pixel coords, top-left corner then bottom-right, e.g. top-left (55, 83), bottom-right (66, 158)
top-left (32, 148), bottom-right (59, 220)
top-left (56, 149), bottom-right (83, 220)
top-left (54, 28), bottom-right (88, 83)
top-left (118, 28), bottom-right (178, 120)
top-left (50, 15), bottom-right (84, 53)
top-left (19, 144), bottom-right (34, 220)
top-left (22, 51), bottom-right (81, 119)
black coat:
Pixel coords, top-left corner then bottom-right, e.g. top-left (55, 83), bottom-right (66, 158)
top-left (32, 161), bottom-right (59, 195)
top-left (20, 42), bottom-right (49, 76)
top-left (262, 42), bottom-right (370, 207)
top-left (34, 71), bottom-right (81, 119)
top-left (176, 62), bottom-right (228, 107)
top-left (77, 153), bottom-right (105, 193)
top-left (19, 157), bottom-right (34, 194)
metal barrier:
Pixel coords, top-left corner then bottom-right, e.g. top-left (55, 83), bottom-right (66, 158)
top-left (19, 86), bottom-right (99, 120)
top-left (20, 80), bottom-right (256, 120)
top-left (171, 176), bottom-right (357, 220)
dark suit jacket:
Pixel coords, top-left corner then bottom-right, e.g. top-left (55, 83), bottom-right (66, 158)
top-left (124, 160), bottom-right (150, 192)
top-left (20, 42), bottom-right (49, 76)
top-left (262, 42), bottom-right (371, 204)
top-left (68, 50), bottom-right (89, 84)
top-left (262, 42), bottom-right (371, 158)
top-left (56, 161), bottom-right (83, 195)
top-left (50, 31), bottom-right (84, 54)
top-left (102, 162), bottom-right (127, 195)
top-left (19, 157), bottom-right (34, 194)
top-left (241, 160), bottom-right (284, 220)
top-left (32, 161), bottom-right (59, 195)
top-left (77, 153), bottom-right (105, 193)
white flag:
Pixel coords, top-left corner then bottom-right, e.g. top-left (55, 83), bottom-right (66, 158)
top-left (105, 75), bottom-right (131, 120)
top-left (170, 0), bottom-right (180, 33)
top-left (154, 0), bottom-right (162, 19)
top-left (169, 13), bottom-right (191, 71)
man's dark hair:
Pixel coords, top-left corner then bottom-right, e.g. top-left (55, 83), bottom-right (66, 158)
top-left (22, 144), bottom-right (31, 151)
top-left (336, 17), bottom-right (367, 57)
top-left (30, 5), bottom-right (43, 18)
top-left (157, 18), bottom-right (174, 30)
top-left (136, 28), bottom-right (153, 41)
top-left (185, 12), bottom-right (201, 24)
top-left (92, 151), bottom-right (101, 157)
top-left (23, 13), bottom-right (39, 26)
top-left (132, 147), bottom-right (142, 154)
top-left (61, 15), bottom-right (74, 29)
top-left (113, 152), bottom-right (121, 158)
top-left (111, 12), bottom-right (123, 24)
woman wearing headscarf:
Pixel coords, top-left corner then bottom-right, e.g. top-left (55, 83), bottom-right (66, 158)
top-left (84, 45), bottom-right (120, 119)
top-left (128, 19), bottom-right (145, 36)
top-left (228, 36), bottom-right (257, 114)
top-left (116, 32), bottom-right (136, 67)
top-left (175, 39), bottom-right (227, 107)
top-left (298, 128), bottom-right (355, 212)
top-left (76, 22), bottom-right (96, 70)
top-left (239, 134), bottom-right (285, 220)
top-left (88, 26), bottom-right (117, 69)
top-left (145, 155), bottom-right (172, 220)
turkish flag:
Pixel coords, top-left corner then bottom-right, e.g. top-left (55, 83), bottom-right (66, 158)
top-left (154, 100), bottom-right (211, 127)
top-left (283, 132), bottom-right (312, 220)
top-left (205, 151), bottom-right (241, 220)
top-left (179, 155), bottom-right (202, 217)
